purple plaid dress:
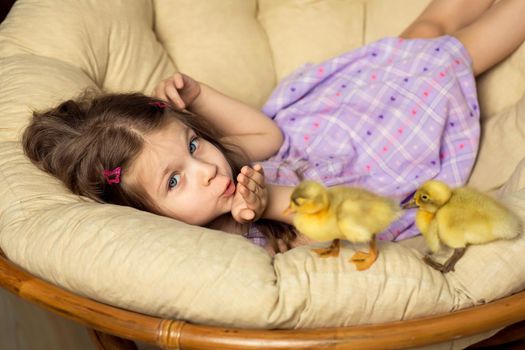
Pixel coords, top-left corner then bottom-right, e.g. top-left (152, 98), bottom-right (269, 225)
top-left (244, 35), bottom-right (479, 246)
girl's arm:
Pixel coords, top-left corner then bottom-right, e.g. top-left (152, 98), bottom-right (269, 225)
top-left (154, 73), bottom-right (283, 162)
top-left (191, 84), bottom-right (283, 162)
top-left (262, 184), bottom-right (294, 225)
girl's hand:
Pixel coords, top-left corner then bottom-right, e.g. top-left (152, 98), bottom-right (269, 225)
top-left (264, 239), bottom-right (289, 257)
top-left (153, 72), bottom-right (201, 110)
top-left (231, 164), bottom-right (268, 224)
top-left (265, 233), bottom-right (317, 256)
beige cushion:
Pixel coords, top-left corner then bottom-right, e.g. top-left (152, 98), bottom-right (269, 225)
top-left (154, 0), bottom-right (276, 108)
top-left (468, 93), bottom-right (525, 192)
top-left (1, 1), bottom-right (525, 349)
top-left (3, 139), bottom-right (525, 336)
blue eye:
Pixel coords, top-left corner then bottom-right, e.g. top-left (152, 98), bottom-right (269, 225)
top-left (168, 174), bottom-right (180, 189)
top-left (189, 137), bottom-right (199, 154)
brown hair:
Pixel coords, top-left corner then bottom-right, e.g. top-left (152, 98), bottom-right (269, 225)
top-left (22, 91), bottom-right (296, 251)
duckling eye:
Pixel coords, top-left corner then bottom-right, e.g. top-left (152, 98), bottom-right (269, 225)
top-left (421, 194), bottom-right (429, 201)
top-left (293, 197), bottom-right (305, 206)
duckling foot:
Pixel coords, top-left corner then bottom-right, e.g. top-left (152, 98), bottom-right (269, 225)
top-left (350, 251), bottom-right (378, 271)
top-left (311, 239), bottom-right (341, 258)
top-left (350, 240), bottom-right (378, 271)
top-left (424, 248), bottom-right (466, 273)
top-left (423, 255), bottom-right (449, 272)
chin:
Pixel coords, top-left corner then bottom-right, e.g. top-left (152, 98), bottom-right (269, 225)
top-left (187, 217), bottom-right (211, 226)
top-left (188, 212), bottom-right (223, 226)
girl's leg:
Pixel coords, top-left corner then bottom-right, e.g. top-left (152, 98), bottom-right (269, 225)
top-left (452, 0), bottom-right (525, 76)
top-left (401, 0), bottom-right (496, 39)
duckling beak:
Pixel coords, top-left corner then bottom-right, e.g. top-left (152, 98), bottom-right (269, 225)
top-left (402, 198), bottom-right (418, 209)
top-left (283, 205), bottom-right (296, 216)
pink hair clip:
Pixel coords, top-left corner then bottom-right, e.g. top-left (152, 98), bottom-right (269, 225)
top-left (149, 101), bottom-right (168, 109)
top-left (103, 167), bottom-right (121, 185)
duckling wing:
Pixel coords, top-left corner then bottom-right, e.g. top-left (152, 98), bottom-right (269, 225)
top-left (336, 192), bottom-right (401, 243)
top-left (435, 207), bottom-right (474, 248)
top-left (435, 194), bottom-right (520, 248)
top-left (336, 212), bottom-right (372, 243)
top-left (293, 212), bottom-right (342, 242)
top-left (471, 194), bottom-right (522, 241)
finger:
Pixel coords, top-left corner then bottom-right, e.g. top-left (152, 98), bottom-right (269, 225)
top-left (241, 170), bottom-right (266, 193)
top-left (240, 209), bottom-right (255, 221)
top-left (238, 174), bottom-right (264, 202)
top-left (277, 239), bottom-right (289, 253)
top-left (164, 83), bottom-right (185, 109)
top-left (238, 183), bottom-right (255, 201)
top-left (264, 244), bottom-right (277, 257)
top-left (291, 234), bottom-right (314, 248)
top-left (253, 163), bottom-right (265, 176)
top-left (238, 183), bottom-right (259, 207)
top-left (153, 82), bottom-right (167, 100)
top-left (173, 73), bottom-right (184, 90)
top-left (237, 173), bottom-right (257, 193)
top-left (233, 207), bottom-right (252, 224)
top-left (241, 165), bottom-right (265, 188)
top-left (246, 164), bottom-right (264, 177)
top-left (165, 83), bottom-right (183, 108)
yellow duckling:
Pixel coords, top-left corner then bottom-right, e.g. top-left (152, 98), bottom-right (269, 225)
top-left (404, 180), bottom-right (522, 273)
top-left (284, 180), bottom-right (402, 271)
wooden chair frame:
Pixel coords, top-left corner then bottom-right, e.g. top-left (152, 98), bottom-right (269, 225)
top-left (1, 248), bottom-right (525, 350)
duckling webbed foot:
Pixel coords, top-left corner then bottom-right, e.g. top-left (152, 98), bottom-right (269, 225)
top-left (423, 255), bottom-right (449, 272)
top-left (311, 239), bottom-right (341, 258)
top-left (423, 248), bottom-right (466, 273)
top-left (350, 239), bottom-right (378, 271)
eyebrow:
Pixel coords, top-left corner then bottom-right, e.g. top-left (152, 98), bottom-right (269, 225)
top-left (156, 126), bottom-right (191, 195)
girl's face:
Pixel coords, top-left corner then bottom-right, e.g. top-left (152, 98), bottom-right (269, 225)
top-left (127, 118), bottom-right (235, 225)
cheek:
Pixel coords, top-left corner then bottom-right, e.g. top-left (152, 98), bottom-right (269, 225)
top-left (161, 191), bottom-right (219, 226)
top-left (217, 152), bottom-right (233, 177)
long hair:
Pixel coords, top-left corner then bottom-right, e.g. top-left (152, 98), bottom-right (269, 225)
top-left (22, 91), bottom-right (296, 250)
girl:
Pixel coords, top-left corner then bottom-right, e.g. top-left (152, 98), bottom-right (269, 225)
top-left (23, 0), bottom-right (525, 254)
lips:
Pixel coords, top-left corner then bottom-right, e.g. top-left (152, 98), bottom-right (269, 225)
top-left (221, 179), bottom-right (236, 197)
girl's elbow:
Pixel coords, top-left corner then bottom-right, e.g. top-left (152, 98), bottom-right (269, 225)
top-left (267, 127), bottom-right (284, 157)
top-left (248, 127), bottom-right (284, 162)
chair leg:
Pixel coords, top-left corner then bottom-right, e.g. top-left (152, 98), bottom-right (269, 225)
top-left (88, 328), bottom-right (138, 350)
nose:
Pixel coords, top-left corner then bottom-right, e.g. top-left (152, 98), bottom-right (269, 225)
top-left (191, 158), bottom-right (217, 186)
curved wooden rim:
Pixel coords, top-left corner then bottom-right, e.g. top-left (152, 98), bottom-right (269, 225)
top-left (1, 251), bottom-right (525, 350)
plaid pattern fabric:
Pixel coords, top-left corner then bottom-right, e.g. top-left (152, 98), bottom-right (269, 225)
top-left (248, 35), bottom-right (479, 244)
top-left (243, 224), bottom-right (268, 248)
